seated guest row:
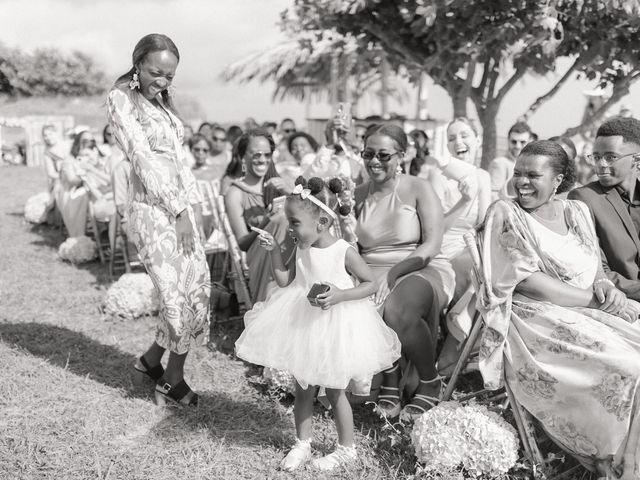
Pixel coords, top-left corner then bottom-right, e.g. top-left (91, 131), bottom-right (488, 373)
top-left (222, 117), bottom-right (640, 477)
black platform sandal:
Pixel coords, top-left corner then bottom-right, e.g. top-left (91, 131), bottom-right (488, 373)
top-left (133, 356), bottom-right (165, 383)
top-left (155, 379), bottom-right (199, 406)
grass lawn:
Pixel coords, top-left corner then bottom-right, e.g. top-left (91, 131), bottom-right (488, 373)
top-left (0, 166), bottom-right (420, 480)
top-left (0, 166), bottom-right (595, 480)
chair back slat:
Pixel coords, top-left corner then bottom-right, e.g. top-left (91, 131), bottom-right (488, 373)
top-left (211, 181), bottom-right (253, 309)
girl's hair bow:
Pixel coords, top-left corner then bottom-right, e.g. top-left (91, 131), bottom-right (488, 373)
top-left (291, 183), bottom-right (337, 220)
top-left (292, 184), bottom-right (311, 199)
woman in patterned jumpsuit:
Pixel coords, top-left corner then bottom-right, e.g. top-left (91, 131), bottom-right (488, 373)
top-left (107, 34), bottom-right (210, 406)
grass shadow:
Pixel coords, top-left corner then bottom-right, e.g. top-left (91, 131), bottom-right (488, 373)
top-left (0, 320), bottom-right (292, 449)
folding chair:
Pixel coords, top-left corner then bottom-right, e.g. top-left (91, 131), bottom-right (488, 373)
top-left (210, 181), bottom-right (253, 312)
top-left (197, 180), bottom-right (231, 284)
top-left (107, 210), bottom-right (142, 279)
top-left (440, 230), bottom-right (548, 478)
top-left (87, 202), bottom-right (111, 265)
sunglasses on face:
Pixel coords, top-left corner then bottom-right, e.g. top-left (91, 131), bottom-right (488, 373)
top-left (361, 149), bottom-right (401, 162)
top-left (212, 136), bottom-right (227, 142)
top-left (283, 128), bottom-right (296, 134)
top-left (248, 151), bottom-right (273, 162)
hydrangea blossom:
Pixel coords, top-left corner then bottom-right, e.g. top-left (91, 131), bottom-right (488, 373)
top-left (24, 192), bottom-right (51, 224)
top-left (411, 401), bottom-right (519, 478)
top-left (103, 273), bottom-right (160, 319)
top-left (262, 367), bottom-right (296, 395)
top-left (58, 236), bottom-right (98, 263)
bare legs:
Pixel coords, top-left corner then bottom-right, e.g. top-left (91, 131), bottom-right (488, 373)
top-left (382, 277), bottom-right (443, 408)
top-left (142, 342), bottom-right (165, 368)
top-left (141, 342), bottom-right (196, 404)
top-left (294, 383), bottom-right (317, 441)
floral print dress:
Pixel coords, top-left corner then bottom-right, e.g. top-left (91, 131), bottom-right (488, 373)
top-left (107, 88), bottom-right (210, 354)
top-left (478, 199), bottom-right (640, 476)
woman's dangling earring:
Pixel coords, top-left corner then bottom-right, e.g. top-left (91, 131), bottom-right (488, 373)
top-left (129, 71), bottom-right (140, 90)
top-left (167, 85), bottom-right (176, 97)
top-left (241, 160), bottom-right (247, 175)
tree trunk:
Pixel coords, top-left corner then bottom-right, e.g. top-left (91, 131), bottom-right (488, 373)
top-left (476, 105), bottom-right (499, 170)
top-left (452, 90), bottom-right (468, 118)
top-left (380, 56), bottom-right (390, 118)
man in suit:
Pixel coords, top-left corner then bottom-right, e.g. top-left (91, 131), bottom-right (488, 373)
top-left (568, 117), bottom-right (640, 300)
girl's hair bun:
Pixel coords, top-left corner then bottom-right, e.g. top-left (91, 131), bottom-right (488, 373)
top-left (294, 176), bottom-right (307, 187)
top-left (328, 177), bottom-right (344, 194)
top-left (338, 204), bottom-right (352, 216)
top-left (307, 177), bottom-right (325, 194)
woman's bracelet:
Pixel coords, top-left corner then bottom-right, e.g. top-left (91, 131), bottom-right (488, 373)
top-left (593, 278), bottom-right (615, 289)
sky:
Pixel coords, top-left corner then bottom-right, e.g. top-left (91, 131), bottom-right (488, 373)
top-left (2, 0), bottom-right (640, 139)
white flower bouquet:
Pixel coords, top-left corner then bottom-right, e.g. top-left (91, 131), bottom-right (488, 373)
top-left (103, 273), bottom-right (160, 319)
top-left (24, 191), bottom-right (51, 224)
top-left (411, 401), bottom-right (519, 478)
top-left (262, 367), bottom-right (296, 396)
top-left (58, 235), bottom-right (98, 263)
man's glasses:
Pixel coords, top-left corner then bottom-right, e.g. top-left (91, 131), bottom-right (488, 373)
top-left (248, 151), bottom-right (273, 162)
top-left (361, 149), bottom-right (401, 162)
top-left (283, 128), bottom-right (296, 134)
top-left (193, 147), bottom-right (209, 153)
top-left (587, 152), bottom-right (640, 166)
top-left (212, 136), bottom-right (226, 142)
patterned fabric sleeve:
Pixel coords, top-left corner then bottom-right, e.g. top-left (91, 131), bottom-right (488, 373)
top-left (181, 162), bottom-right (204, 206)
top-left (477, 200), bottom-right (542, 389)
top-left (106, 88), bottom-right (188, 217)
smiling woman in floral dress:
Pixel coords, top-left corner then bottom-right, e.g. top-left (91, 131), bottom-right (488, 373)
top-left (480, 140), bottom-right (640, 478)
top-left (107, 34), bottom-right (210, 406)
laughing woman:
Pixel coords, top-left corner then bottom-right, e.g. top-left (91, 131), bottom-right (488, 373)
top-left (354, 124), bottom-right (455, 423)
top-left (107, 34), bottom-right (210, 406)
top-left (480, 140), bottom-right (640, 478)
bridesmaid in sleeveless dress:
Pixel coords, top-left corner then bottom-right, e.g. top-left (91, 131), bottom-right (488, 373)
top-left (354, 124), bottom-right (455, 423)
top-left (224, 130), bottom-right (294, 303)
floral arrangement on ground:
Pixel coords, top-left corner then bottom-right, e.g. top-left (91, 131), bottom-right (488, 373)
top-left (411, 401), bottom-right (520, 478)
top-left (24, 191), bottom-right (51, 224)
top-left (58, 235), bottom-right (98, 263)
top-left (103, 272), bottom-right (160, 319)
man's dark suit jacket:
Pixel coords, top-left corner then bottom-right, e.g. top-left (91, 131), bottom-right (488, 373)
top-left (568, 181), bottom-right (640, 301)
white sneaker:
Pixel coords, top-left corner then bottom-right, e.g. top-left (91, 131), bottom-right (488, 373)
top-left (311, 444), bottom-right (357, 471)
top-left (280, 439), bottom-right (312, 471)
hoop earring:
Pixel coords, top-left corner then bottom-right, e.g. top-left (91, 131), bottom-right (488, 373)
top-left (129, 72), bottom-right (140, 90)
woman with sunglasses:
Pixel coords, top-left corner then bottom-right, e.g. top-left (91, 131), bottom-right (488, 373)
top-left (224, 129), bottom-right (295, 303)
top-left (354, 124), bottom-right (455, 423)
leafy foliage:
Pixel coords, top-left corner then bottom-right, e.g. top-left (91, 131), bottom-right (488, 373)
top-left (0, 44), bottom-right (107, 97)
top-left (283, 0), bottom-right (640, 163)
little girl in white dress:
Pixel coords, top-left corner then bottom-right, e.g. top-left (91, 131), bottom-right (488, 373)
top-left (235, 176), bottom-right (401, 472)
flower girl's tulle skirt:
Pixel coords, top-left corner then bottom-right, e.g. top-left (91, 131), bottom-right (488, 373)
top-left (235, 285), bottom-right (401, 395)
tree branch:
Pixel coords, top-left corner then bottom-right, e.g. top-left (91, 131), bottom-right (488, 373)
top-left (562, 71), bottom-right (640, 138)
top-left (521, 44), bottom-right (602, 121)
top-left (495, 66), bottom-right (526, 104)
